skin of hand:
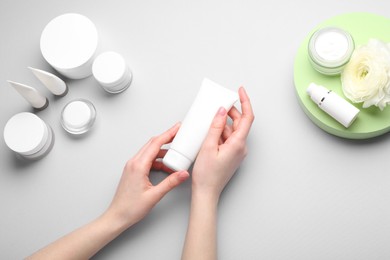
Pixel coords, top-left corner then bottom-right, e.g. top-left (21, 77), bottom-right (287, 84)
top-left (181, 87), bottom-right (254, 260)
top-left (192, 86), bottom-right (254, 199)
top-left (106, 122), bottom-right (190, 229)
top-left (27, 123), bottom-right (190, 260)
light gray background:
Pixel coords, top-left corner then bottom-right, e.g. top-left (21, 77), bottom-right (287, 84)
top-left (1, 1), bottom-right (389, 259)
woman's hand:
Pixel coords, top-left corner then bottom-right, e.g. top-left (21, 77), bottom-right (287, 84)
top-left (27, 123), bottom-right (189, 260)
top-left (191, 87), bottom-right (254, 199)
top-left (182, 87), bottom-right (254, 260)
top-left (106, 123), bottom-right (190, 230)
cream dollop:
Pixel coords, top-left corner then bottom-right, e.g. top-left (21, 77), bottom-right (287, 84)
top-left (341, 39), bottom-right (390, 110)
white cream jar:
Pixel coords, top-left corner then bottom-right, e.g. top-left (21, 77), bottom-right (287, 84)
top-left (3, 112), bottom-right (54, 160)
top-left (40, 13), bottom-right (99, 79)
top-left (308, 27), bottom-right (354, 75)
top-left (60, 99), bottom-right (97, 135)
top-left (92, 51), bottom-right (132, 94)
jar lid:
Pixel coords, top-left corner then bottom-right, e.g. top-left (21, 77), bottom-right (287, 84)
top-left (40, 13), bottom-right (98, 79)
top-left (92, 51), bottom-right (129, 88)
top-left (61, 99), bottom-right (96, 135)
top-left (4, 112), bottom-right (49, 155)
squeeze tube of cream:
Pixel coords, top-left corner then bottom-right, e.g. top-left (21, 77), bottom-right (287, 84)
top-left (163, 78), bottom-right (239, 171)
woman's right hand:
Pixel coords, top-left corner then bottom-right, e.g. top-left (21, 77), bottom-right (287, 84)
top-left (191, 86), bottom-right (254, 200)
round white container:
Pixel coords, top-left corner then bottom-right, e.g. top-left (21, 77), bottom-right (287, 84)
top-left (61, 99), bottom-right (96, 135)
top-left (40, 13), bottom-right (99, 79)
top-left (308, 27), bottom-right (354, 75)
top-left (92, 51), bottom-right (132, 93)
top-left (3, 112), bottom-right (54, 160)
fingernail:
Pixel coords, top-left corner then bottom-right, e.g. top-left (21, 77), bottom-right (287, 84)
top-left (178, 171), bottom-right (190, 181)
top-left (217, 107), bottom-right (226, 116)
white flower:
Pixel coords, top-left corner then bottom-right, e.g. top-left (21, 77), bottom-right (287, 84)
top-left (341, 39), bottom-right (390, 110)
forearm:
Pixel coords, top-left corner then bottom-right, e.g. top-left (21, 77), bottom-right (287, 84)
top-left (182, 191), bottom-right (219, 260)
top-left (27, 211), bottom-right (128, 260)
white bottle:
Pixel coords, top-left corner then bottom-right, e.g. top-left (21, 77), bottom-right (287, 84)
top-left (163, 78), bottom-right (239, 171)
top-left (307, 83), bottom-right (359, 128)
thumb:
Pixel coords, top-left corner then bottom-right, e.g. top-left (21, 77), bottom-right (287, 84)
top-left (153, 171), bottom-right (190, 198)
top-left (203, 107), bottom-right (227, 149)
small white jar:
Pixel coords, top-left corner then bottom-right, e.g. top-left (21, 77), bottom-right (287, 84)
top-left (3, 112), bottom-right (54, 160)
top-left (40, 13), bottom-right (99, 79)
top-left (92, 51), bottom-right (132, 93)
top-left (308, 27), bottom-right (354, 75)
top-left (61, 99), bottom-right (96, 135)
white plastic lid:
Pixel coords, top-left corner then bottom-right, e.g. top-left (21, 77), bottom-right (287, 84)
top-left (40, 13), bottom-right (98, 79)
top-left (163, 149), bottom-right (192, 171)
top-left (92, 52), bottom-right (127, 87)
top-left (61, 99), bottom-right (96, 134)
top-left (4, 112), bottom-right (49, 155)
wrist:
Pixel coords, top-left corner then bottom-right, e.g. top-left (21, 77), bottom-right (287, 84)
top-left (100, 208), bottom-right (135, 236)
top-left (191, 188), bottom-right (220, 207)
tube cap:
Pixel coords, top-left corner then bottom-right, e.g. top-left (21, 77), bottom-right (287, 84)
top-left (163, 149), bottom-right (192, 171)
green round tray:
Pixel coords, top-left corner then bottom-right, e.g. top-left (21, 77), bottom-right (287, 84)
top-left (294, 12), bottom-right (390, 139)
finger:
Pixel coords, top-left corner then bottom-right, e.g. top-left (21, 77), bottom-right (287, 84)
top-left (152, 149), bottom-right (172, 172)
top-left (222, 124), bottom-right (233, 141)
top-left (152, 171), bottom-right (190, 198)
top-left (228, 106), bottom-right (241, 121)
top-left (202, 107), bottom-right (228, 151)
top-left (136, 123), bottom-right (180, 164)
top-left (234, 87), bottom-right (255, 140)
top-left (219, 137), bottom-right (224, 145)
top-left (152, 159), bottom-right (174, 173)
top-left (156, 149), bottom-right (168, 159)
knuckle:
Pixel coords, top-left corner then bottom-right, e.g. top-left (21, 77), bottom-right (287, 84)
top-left (149, 135), bottom-right (164, 147)
top-left (167, 175), bottom-right (177, 189)
top-left (149, 136), bottom-right (158, 144)
top-left (242, 146), bottom-right (248, 158)
top-left (232, 140), bottom-right (248, 157)
top-left (250, 114), bottom-right (255, 123)
top-left (124, 159), bottom-right (135, 172)
top-left (124, 158), bottom-right (143, 173)
top-left (245, 113), bottom-right (255, 124)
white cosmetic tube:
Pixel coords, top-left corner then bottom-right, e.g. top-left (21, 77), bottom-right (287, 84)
top-left (163, 78), bottom-right (239, 171)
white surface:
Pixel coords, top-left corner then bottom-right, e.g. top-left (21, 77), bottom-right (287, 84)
top-left (1, 1), bottom-right (390, 260)
top-left (3, 112), bottom-right (48, 155)
top-left (40, 13), bottom-right (98, 78)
